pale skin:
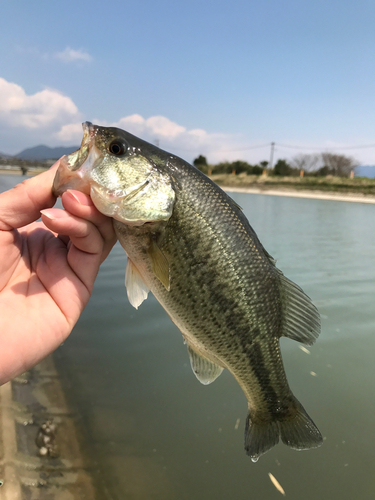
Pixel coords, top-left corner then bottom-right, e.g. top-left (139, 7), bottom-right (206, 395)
top-left (0, 160), bottom-right (117, 385)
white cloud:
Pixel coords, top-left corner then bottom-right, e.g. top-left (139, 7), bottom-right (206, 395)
top-left (55, 47), bottom-right (93, 63)
top-left (0, 77), bottom-right (81, 131)
top-left (57, 122), bottom-right (85, 142)
top-left (15, 45), bottom-right (93, 64)
top-left (1, 77), bottom-right (373, 164)
top-left (83, 114), bottom-right (247, 163)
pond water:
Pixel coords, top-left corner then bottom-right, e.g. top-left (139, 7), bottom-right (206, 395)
top-left (2, 174), bottom-right (375, 499)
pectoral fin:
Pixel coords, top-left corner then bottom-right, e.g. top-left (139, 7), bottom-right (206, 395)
top-left (125, 258), bottom-right (149, 309)
top-left (187, 345), bottom-right (224, 385)
top-left (148, 239), bottom-right (170, 291)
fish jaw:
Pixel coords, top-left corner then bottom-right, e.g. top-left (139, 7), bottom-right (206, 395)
top-left (52, 153), bottom-right (89, 196)
top-left (52, 122), bottom-right (99, 197)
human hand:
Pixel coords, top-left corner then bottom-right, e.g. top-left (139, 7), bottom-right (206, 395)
top-left (0, 161), bottom-right (117, 384)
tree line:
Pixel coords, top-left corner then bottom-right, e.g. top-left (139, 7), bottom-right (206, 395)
top-left (193, 152), bottom-right (359, 177)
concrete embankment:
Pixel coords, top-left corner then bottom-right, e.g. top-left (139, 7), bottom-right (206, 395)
top-left (223, 185), bottom-right (375, 204)
top-left (0, 356), bottom-right (95, 499)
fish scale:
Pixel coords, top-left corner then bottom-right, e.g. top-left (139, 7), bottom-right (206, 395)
top-left (53, 121), bottom-right (323, 461)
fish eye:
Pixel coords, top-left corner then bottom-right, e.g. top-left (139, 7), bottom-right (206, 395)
top-left (109, 140), bottom-right (126, 156)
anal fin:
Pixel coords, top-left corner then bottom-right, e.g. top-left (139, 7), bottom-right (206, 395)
top-left (125, 258), bottom-right (149, 309)
top-left (187, 344), bottom-right (224, 385)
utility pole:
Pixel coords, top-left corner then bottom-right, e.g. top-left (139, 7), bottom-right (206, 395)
top-left (269, 142), bottom-right (275, 170)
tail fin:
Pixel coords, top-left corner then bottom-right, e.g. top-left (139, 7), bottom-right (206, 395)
top-left (244, 417), bottom-right (279, 462)
top-left (244, 399), bottom-right (323, 462)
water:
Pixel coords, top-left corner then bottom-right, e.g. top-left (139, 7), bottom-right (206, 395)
top-left (2, 174), bottom-right (375, 499)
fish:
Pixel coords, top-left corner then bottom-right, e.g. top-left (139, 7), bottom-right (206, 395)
top-left (53, 122), bottom-right (323, 461)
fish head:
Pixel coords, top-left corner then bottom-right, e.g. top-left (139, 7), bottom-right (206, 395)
top-left (53, 122), bottom-right (175, 225)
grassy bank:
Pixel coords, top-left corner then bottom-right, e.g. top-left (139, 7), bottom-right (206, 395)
top-left (210, 173), bottom-right (375, 196)
top-left (2, 165), bottom-right (375, 197)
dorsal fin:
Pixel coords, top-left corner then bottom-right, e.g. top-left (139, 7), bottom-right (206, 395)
top-left (261, 244), bottom-right (277, 266)
top-left (187, 344), bottom-right (224, 385)
top-left (232, 200), bottom-right (243, 211)
top-left (125, 258), bottom-right (149, 309)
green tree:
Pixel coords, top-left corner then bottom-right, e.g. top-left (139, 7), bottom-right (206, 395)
top-left (231, 160), bottom-right (253, 174)
top-left (251, 165), bottom-right (263, 175)
top-left (193, 155), bottom-right (208, 168)
top-left (316, 166), bottom-right (331, 176)
top-left (193, 155), bottom-right (209, 174)
top-left (212, 162), bottom-right (232, 174)
top-left (273, 159), bottom-right (293, 176)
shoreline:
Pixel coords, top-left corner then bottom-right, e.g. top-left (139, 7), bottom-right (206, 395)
top-left (2, 169), bottom-right (375, 205)
top-left (0, 168), bottom-right (47, 177)
top-left (222, 185), bottom-right (375, 204)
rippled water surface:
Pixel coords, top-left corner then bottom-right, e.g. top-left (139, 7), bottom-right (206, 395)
top-left (2, 175), bottom-right (375, 499)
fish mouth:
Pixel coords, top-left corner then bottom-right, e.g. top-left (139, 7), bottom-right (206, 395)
top-left (82, 121), bottom-right (98, 146)
top-left (52, 122), bottom-right (100, 197)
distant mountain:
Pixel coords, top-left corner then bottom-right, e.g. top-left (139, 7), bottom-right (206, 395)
top-left (15, 145), bottom-right (79, 161)
top-left (0, 151), bottom-right (12, 159)
top-left (355, 165), bottom-right (375, 178)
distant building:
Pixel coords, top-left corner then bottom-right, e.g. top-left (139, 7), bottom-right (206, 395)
top-left (354, 165), bottom-right (375, 178)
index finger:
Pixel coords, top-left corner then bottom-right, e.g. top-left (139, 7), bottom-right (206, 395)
top-left (0, 161), bottom-right (59, 231)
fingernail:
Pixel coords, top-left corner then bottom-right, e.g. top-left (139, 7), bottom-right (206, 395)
top-left (41, 209), bottom-right (68, 220)
top-left (66, 190), bottom-right (81, 204)
top-left (40, 209), bottom-right (56, 220)
top-left (65, 190), bottom-right (92, 206)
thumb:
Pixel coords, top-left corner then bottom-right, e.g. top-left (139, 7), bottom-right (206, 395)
top-left (0, 162), bottom-right (59, 231)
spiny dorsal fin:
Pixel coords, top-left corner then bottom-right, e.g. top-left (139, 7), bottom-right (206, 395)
top-left (232, 200), bottom-right (243, 211)
top-left (261, 243), bottom-right (277, 266)
top-left (278, 271), bottom-right (321, 346)
top-left (187, 344), bottom-right (224, 385)
top-left (125, 258), bottom-right (149, 309)
top-left (148, 239), bottom-right (170, 290)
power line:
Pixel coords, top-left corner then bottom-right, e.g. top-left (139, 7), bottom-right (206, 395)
top-left (221, 143), bottom-right (270, 152)
top-left (177, 142), bottom-right (271, 153)
top-left (222, 142), bottom-right (375, 153)
top-left (276, 142), bottom-right (375, 151)
top-left (173, 140), bottom-right (375, 155)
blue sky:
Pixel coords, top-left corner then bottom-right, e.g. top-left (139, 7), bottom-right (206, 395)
top-left (1, 0), bottom-right (375, 165)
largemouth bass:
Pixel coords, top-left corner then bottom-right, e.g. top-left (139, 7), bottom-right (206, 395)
top-left (53, 122), bottom-right (323, 461)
